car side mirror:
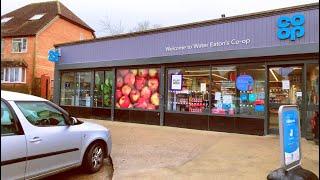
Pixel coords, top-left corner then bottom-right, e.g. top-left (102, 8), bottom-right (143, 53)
top-left (66, 116), bottom-right (78, 125)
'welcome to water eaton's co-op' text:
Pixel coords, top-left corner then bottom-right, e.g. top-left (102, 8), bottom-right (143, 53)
top-left (165, 38), bottom-right (251, 52)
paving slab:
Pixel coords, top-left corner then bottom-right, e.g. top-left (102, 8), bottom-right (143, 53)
top-left (45, 119), bottom-right (319, 180)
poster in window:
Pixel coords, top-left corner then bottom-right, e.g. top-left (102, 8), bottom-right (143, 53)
top-left (171, 74), bottom-right (182, 90)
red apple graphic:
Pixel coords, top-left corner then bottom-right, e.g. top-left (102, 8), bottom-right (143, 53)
top-left (149, 68), bottom-right (158, 77)
top-left (135, 98), bottom-right (148, 109)
top-left (119, 96), bottom-right (130, 108)
top-left (121, 85), bottom-right (132, 96)
top-left (116, 89), bottom-right (122, 101)
top-left (138, 69), bottom-right (148, 77)
top-left (135, 76), bottom-right (146, 90)
top-left (124, 73), bottom-right (135, 86)
top-left (140, 86), bottom-right (151, 99)
top-left (147, 104), bottom-right (156, 110)
top-left (118, 69), bottom-right (129, 77)
top-left (130, 69), bottom-right (138, 76)
top-left (116, 76), bottom-right (124, 88)
top-left (116, 103), bottom-right (120, 108)
top-left (151, 92), bottom-right (160, 106)
top-left (130, 89), bottom-right (140, 103)
top-left (148, 78), bottom-right (159, 92)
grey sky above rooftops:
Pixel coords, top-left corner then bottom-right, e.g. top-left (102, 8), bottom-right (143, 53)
top-left (1, 0), bottom-right (318, 37)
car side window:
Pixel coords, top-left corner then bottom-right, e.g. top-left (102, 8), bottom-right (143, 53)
top-left (16, 101), bottom-right (67, 127)
top-left (1, 101), bottom-right (19, 135)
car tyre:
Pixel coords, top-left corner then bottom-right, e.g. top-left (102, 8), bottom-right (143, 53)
top-left (82, 142), bottom-right (105, 173)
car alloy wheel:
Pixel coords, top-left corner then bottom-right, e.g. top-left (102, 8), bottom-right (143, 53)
top-left (92, 146), bottom-right (103, 169)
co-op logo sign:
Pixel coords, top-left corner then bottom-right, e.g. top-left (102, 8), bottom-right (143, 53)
top-left (277, 14), bottom-right (305, 41)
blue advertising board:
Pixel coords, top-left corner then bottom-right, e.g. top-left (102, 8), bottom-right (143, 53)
top-left (278, 105), bottom-right (301, 171)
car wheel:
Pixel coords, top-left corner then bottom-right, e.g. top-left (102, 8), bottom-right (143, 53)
top-left (82, 142), bottom-right (105, 173)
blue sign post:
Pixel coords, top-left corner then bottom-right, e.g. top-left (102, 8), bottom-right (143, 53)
top-left (267, 105), bottom-right (317, 180)
top-left (48, 48), bottom-right (61, 62)
top-left (278, 105), bottom-right (301, 170)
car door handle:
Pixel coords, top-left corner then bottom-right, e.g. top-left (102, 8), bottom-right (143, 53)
top-left (29, 137), bottom-right (42, 143)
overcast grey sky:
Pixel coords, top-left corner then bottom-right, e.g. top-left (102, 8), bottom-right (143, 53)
top-left (1, 0), bottom-right (318, 37)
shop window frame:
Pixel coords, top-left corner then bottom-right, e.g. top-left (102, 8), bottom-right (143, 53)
top-left (164, 63), bottom-right (266, 119)
top-left (115, 66), bottom-right (161, 112)
top-left (93, 69), bottom-right (113, 109)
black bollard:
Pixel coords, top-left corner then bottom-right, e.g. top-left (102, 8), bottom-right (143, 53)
top-left (267, 166), bottom-right (318, 180)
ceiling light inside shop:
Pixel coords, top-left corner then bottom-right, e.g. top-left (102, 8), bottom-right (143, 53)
top-left (212, 73), bottom-right (228, 80)
top-left (183, 74), bottom-right (210, 77)
top-left (269, 69), bottom-right (279, 82)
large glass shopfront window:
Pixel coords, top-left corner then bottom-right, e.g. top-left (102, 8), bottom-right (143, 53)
top-left (167, 67), bottom-right (210, 113)
top-left (60, 71), bottom-right (93, 107)
top-left (211, 65), bottom-right (265, 117)
top-left (60, 72), bottom-right (75, 106)
top-left (211, 66), bottom-right (236, 115)
top-left (306, 64), bottom-right (319, 139)
top-left (94, 71), bottom-right (113, 108)
top-left (115, 68), bottom-right (160, 110)
top-left (75, 71), bottom-right (92, 107)
top-left (268, 66), bottom-right (303, 131)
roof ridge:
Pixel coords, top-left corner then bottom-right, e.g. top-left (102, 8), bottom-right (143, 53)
top-left (57, 0), bottom-right (61, 14)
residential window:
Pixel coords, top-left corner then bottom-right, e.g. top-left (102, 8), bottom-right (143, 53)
top-left (1, 39), bottom-right (4, 54)
top-left (1, 17), bottom-right (13, 24)
top-left (12, 38), bottom-right (27, 53)
top-left (1, 67), bottom-right (26, 83)
top-left (29, 14), bottom-right (45, 20)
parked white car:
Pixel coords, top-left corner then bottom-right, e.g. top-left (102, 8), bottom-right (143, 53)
top-left (1, 90), bottom-right (112, 179)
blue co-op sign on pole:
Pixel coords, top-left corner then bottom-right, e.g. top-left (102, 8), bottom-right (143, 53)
top-left (278, 105), bottom-right (301, 171)
top-left (48, 48), bottom-right (61, 62)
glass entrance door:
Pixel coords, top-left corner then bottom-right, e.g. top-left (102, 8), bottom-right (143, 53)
top-left (268, 65), bottom-right (303, 134)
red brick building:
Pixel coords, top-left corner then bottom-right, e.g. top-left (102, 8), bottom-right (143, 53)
top-left (1, 1), bottom-right (95, 100)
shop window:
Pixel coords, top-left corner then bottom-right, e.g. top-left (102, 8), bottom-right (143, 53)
top-left (116, 68), bottom-right (160, 110)
top-left (306, 64), bottom-right (319, 139)
top-left (75, 71), bottom-right (92, 107)
top-left (60, 72), bottom-right (75, 106)
top-left (1, 67), bottom-right (26, 83)
top-left (94, 70), bottom-right (113, 108)
top-left (237, 65), bottom-right (265, 117)
top-left (167, 67), bottom-right (210, 113)
top-left (211, 66), bottom-right (236, 115)
top-left (12, 38), bottom-right (27, 53)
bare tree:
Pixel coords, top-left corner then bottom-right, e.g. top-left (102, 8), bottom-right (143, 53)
top-left (100, 16), bottom-right (161, 36)
top-left (99, 16), bottom-right (125, 36)
top-left (130, 20), bottom-right (161, 32)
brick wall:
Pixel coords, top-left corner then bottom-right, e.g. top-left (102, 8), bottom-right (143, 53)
top-left (35, 17), bottom-right (94, 99)
top-left (1, 16), bottom-right (94, 99)
top-left (1, 36), bottom-right (35, 94)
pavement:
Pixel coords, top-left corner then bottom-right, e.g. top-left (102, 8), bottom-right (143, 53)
top-left (46, 119), bottom-right (319, 180)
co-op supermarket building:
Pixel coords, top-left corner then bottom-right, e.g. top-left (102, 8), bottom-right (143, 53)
top-left (53, 3), bottom-right (319, 137)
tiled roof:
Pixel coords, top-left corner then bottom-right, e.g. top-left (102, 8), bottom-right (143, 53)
top-left (1, 1), bottom-right (94, 37)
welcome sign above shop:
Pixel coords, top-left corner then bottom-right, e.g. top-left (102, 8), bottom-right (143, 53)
top-left (165, 38), bottom-right (251, 52)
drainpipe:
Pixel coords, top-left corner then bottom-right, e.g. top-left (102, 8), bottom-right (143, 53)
top-left (31, 35), bottom-right (37, 95)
